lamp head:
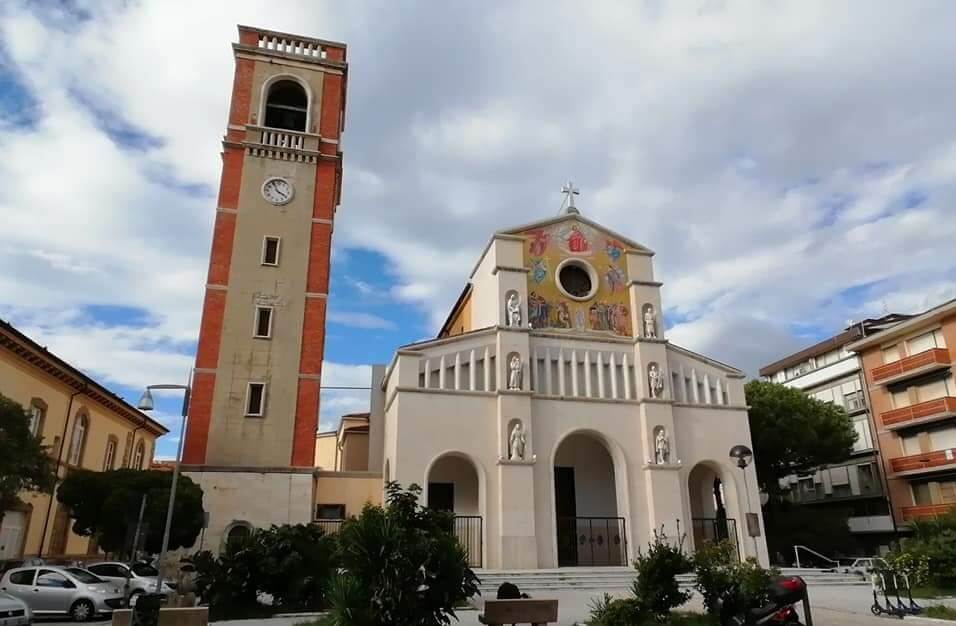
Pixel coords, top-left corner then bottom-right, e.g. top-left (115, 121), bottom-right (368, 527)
top-left (137, 388), bottom-right (154, 411)
top-left (729, 444), bottom-right (753, 469)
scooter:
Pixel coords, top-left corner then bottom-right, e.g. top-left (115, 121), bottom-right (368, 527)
top-left (870, 573), bottom-right (905, 618)
top-left (892, 575), bottom-right (910, 615)
top-left (900, 573), bottom-right (922, 615)
top-left (719, 576), bottom-right (812, 626)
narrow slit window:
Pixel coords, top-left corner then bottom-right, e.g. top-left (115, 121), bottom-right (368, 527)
top-left (262, 236), bottom-right (281, 266)
top-left (254, 306), bottom-right (273, 338)
top-left (246, 382), bottom-right (266, 416)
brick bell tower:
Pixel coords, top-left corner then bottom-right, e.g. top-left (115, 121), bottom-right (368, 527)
top-left (184, 26), bottom-right (347, 469)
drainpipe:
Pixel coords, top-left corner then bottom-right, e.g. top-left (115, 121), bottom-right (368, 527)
top-left (37, 385), bottom-right (86, 557)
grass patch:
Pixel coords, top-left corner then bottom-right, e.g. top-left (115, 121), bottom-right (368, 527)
top-left (925, 605), bottom-right (956, 620)
top-left (587, 611), bottom-right (716, 626)
top-left (912, 585), bottom-right (956, 599)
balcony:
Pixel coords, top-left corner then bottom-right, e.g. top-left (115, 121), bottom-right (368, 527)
top-left (882, 396), bottom-right (956, 430)
top-left (871, 348), bottom-right (951, 386)
top-left (890, 448), bottom-right (956, 476)
top-left (242, 125), bottom-right (322, 163)
top-left (901, 504), bottom-right (955, 522)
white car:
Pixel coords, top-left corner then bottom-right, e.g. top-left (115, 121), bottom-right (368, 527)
top-left (0, 566), bottom-right (123, 622)
top-left (842, 557), bottom-right (888, 575)
top-left (85, 562), bottom-right (173, 599)
top-left (0, 591), bottom-right (32, 625)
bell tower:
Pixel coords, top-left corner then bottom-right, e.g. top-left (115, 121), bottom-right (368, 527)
top-left (184, 26), bottom-right (347, 468)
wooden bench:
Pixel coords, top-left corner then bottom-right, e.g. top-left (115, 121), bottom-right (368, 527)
top-left (478, 598), bottom-right (559, 626)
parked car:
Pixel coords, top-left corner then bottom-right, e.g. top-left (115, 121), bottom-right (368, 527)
top-left (842, 557), bottom-right (889, 575)
top-left (0, 591), bottom-right (32, 625)
top-left (0, 559), bottom-right (43, 577)
top-left (0, 565), bottom-right (124, 622)
top-left (86, 561), bottom-right (174, 599)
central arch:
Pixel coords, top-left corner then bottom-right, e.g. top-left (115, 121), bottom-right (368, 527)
top-left (551, 430), bottom-right (629, 566)
top-left (424, 451), bottom-right (486, 567)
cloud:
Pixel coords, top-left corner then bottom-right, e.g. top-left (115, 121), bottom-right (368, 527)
top-left (2, 0), bottom-right (955, 428)
top-left (327, 311), bottom-right (396, 330)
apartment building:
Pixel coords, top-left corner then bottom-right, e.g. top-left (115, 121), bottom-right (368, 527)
top-left (848, 299), bottom-right (956, 526)
top-left (760, 314), bottom-right (910, 552)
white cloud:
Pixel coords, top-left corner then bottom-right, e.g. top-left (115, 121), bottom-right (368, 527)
top-left (2, 0), bottom-right (955, 402)
top-left (327, 311), bottom-right (395, 330)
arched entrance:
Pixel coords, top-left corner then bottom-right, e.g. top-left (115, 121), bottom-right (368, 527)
top-left (553, 432), bottom-right (626, 566)
top-left (688, 462), bottom-right (740, 558)
top-left (425, 453), bottom-right (483, 567)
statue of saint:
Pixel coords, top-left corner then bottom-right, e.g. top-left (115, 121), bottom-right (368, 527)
top-left (506, 292), bottom-right (522, 327)
top-left (648, 363), bottom-right (664, 399)
top-left (643, 306), bottom-right (657, 339)
top-left (508, 354), bottom-right (523, 390)
top-left (509, 421), bottom-right (526, 460)
top-left (655, 427), bottom-right (670, 464)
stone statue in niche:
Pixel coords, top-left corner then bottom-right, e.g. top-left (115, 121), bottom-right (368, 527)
top-left (648, 363), bottom-right (664, 399)
top-left (506, 292), bottom-right (522, 327)
top-left (643, 305), bottom-right (657, 339)
top-left (654, 427), bottom-right (670, 464)
top-left (509, 421), bottom-right (527, 460)
top-left (508, 354), bottom-right (523, 390)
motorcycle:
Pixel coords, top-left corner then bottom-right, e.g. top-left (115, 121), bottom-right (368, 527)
top-left (717, 575), bottom-right (812, 626)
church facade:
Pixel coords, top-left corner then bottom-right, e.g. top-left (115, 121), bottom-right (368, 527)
top-left (183, 26), bottom-right (768, 569)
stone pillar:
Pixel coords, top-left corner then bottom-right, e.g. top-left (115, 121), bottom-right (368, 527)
top-left (496, 390), bottom-right (537, 568)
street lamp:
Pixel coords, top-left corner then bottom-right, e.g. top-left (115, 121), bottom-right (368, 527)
top-left (729, 444), bottom-right (760, 558)
top-left (137, 383), bottom-right (190, 594)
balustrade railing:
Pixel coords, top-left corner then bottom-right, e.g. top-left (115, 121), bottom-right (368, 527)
top-left (259, 129), bottom-right (305, 150)
top-left (532, 347), bottom-right (635, 400)
top-left (257, 33), bottom-right (328, 59)
top-left (419, 345), bottom-right (497, 392)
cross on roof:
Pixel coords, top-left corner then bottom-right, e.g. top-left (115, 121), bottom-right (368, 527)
top-left (560, 180), bottom-right (580, 214)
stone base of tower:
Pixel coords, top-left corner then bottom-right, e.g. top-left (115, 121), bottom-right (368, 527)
top-left (182, 466), bottom-right (313, 553)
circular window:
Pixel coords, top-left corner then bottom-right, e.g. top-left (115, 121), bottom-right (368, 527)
top-left (555, 259), bottom-right (598, 301)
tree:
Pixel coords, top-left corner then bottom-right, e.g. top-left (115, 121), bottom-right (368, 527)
top-left (0, 394), bottom-right (56, 527)
top-left (57, 469), bottom-right (204, 554)
top-left (744, 380), bottom-right (857, 494)
top-left (327, 482), bottom-right (479, 626)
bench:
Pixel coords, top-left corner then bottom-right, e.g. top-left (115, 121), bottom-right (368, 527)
top-left (479, 598), bottom-right (559, 626)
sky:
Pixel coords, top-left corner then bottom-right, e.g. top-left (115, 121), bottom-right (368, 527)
top-left (1, 1), bottom-right (955, 459)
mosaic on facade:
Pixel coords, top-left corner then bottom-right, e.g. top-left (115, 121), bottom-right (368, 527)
top-left (520, 220), bottom-right (632, 336)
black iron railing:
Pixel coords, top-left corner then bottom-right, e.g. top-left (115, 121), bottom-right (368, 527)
top-left (691, 517), bottom-right (739, 559)
top-left (556, 516), bottom-right (627, 566)
top-left (453, 515), bottom-right (483, 567)
top-left (315, 519), bottom-right (345, 535)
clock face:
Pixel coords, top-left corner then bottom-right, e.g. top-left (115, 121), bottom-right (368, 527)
top-left (262, 177), bottom-right (294, 205)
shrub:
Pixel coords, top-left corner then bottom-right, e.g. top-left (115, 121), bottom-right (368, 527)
top-left (587, 593), bottom-right (645, 626)
top-left (891, 508), bottom-right (956, 589)
top-left (693, 540), bottom-right (777, 618)
top-left (188, 522), bottom-right (336, 619)
top-left (631, 527), bottom-right (693, 619)
top-left (327, 481), bottom-right (479, 626)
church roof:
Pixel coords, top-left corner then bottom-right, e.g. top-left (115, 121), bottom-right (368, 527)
top-left (499, 213), bottom-right (655, 256)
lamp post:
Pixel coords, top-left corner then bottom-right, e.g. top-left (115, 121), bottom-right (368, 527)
top-left (137, 383), bottom-right (190, 594)
top-left (729, 444), bottom-right (759, 559)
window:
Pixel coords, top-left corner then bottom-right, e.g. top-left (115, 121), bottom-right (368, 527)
top-left (88, 564), bottom-right (127, 579)
top-left (28, 400), bottom-right (46, 437)
top-left (36, 570), bottom-right (73, 588)
top-left (844, 390), bottom-right (866, 412)
top-left (940, 480), bottom-right (956, 504)
top-left (853, 417), bottom-right (873, 451)
top-left (857, 463), bottom-right (876, 491)
top-left (262, 236), bottom-right (281, 266)
top-left (254, 306), bottom-right (273, 338)
top-left (132, 440), bottom-right (145, 470)
top-left (68, 412), bottom-right (89, 466)
top-left (264, 79), bottom-right (308, 131)
top-left (316, 504), bottom-right (346, 519)
top-left (103, 436), bottom-right (118, 470)
top-left (555, 259), bottom-right (598, 301)
top-left (64, 568), bottom-right (102, 584)
top-left (226, 524), bottom-right (252, 546)
top-left (246, 382), bottom-right (266, 416)
top-left (912, 482), bottom-right (933, 506)
top-left (9, 570), bottom-right (36, 585)
top-left (130, 563), bottom-right (158, 577)
top-left (907, 331), bottom-right (940, 355)
top-left (123, 432), bottom-right (134, 467)
top-left (882, 345), bottom-right (900, 363)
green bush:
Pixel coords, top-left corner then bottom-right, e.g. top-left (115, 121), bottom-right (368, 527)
top-left (188, 522), bottom-right (336, 619)
top-left (631, 527), bottom-right (693, 619)
top-left (891, 508), bottom-right (956, 589)
top-left (693, 540), bottom-right (777, 618)
top-left (587, 593), bottom-right (645, 626)
top-left (327, 481), bottom-right (479, 626)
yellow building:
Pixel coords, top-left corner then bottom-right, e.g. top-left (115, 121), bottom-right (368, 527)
top-left (0, 319), bottom-right (168, 560)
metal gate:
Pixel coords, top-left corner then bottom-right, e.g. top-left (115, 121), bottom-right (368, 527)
top-left (691, 517), bottom-right (739, 559)
top-left (556, 517), bottom-right (627, 566)
top-left (454, 516), bottom-right (483, 568)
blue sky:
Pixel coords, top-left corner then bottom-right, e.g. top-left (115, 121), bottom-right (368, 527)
top-left (2, 1), bottom-right (955, 459)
